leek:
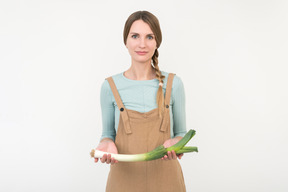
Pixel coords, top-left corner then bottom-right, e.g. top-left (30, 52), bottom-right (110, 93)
top-left (90, 129), bottom-right (198, 162)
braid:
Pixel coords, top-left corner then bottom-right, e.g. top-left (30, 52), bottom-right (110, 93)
top-left (152, 49), bottom-right (165, 118)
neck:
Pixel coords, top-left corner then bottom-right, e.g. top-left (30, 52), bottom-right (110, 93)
top-left (125, 59), bottom-right (156, 80)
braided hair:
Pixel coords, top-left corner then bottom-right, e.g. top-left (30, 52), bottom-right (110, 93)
top-left (152, 49), bottom-right (165, 117)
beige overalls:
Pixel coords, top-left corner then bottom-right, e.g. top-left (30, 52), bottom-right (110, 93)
top-left (105, 73), bottom-right (186, 192)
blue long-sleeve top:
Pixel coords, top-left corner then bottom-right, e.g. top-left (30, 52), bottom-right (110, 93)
top-left (100, 71), bottom-right (187, 141)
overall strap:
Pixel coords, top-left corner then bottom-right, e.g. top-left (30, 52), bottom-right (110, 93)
top-left (106, 77), bottom-right (132, 134)
top-left (160, 73), bottom-right (175, 132)
top-left (164, 73), bottom-right (175, 107)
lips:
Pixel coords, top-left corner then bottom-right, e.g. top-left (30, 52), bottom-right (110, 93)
top-left (136, 51), bottom-right (148, 55)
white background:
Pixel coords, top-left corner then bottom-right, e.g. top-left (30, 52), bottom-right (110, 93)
top-left (1, 0), bottom-right (288, 191)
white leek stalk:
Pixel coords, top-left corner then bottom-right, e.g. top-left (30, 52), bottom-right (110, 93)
top-left (90, 129), bottom-right (198, 162)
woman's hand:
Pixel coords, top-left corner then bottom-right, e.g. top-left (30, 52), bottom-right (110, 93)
top-left (161, 136), bottom-right (184, 160)
top-left (94, 138), bottom-right (119, 165)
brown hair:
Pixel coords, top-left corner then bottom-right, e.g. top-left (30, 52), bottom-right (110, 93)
top-left (123, 11), bottom-right (165, 117)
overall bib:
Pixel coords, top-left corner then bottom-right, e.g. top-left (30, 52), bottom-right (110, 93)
top-left (105, 73), bottom-right (186, 192)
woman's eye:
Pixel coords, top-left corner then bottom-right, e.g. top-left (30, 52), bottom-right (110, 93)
top-left (147, 36), bottom-right (153, 39)
top-left (132, 35), bottom-right (138, 39)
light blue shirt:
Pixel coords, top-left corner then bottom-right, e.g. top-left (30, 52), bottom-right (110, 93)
top-left (100, 71), bottom-right (187, 141)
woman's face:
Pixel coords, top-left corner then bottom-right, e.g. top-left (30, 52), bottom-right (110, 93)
top-left (126, 19), bottom-right (157, 64)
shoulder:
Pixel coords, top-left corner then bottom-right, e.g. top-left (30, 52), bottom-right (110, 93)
top-left (161, 71), bottom-right (184, 89)
top-left (100, 79), bottom-right (110, 96)
top-left (101, 72), bottom-right (123, 89)
top-left (104, 72), bottom-right (123, 83)
top-left (172, 74), bottom-right (184, 89)
top-left (111, 72), bottom-right (123, 81)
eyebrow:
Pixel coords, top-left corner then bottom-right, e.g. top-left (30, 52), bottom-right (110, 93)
top-left (129, 32), bottom-right (155, 36)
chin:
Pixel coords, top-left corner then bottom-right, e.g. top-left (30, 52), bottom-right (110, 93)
top-left (135, 59), bottom-right (151, 64)
top-left (134, 56), bottom-right (153, 62)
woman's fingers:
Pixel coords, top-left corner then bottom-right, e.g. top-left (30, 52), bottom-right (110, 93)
top-left (170, 150), bottom-right (177, 160)
top-left (105, 154), bottom-right (110, 164)
top-left (172, 150), bottom-right (177, 160)
top-left (161, 151), bottom-right (174, 160)
top-left (177, 153), bottom-right (184, 159)
top-left (96, 154), bottom-right (118, 165)
top-left (167, 150), bottom-right (176, 160)
top-left (100, 154), bottom-right (107, 163)
top-left (106, 154), bottom-right (112, 164)
top-left (102, 154), bottom-right (111, 164)
top-left (167, 151), bottom-right (173, 159)
top-left (161, 150), bottom-right (182, 160)
top-left (111, 158), bottom-right (118, 165)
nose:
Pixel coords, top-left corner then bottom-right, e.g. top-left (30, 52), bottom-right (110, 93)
top-left (139, 37), bottom-right (146, 48)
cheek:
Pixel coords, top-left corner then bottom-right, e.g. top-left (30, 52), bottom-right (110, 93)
top-left (126, 41), bottom-right (136, 50)
top-left (148, 41), bottom-right (157, 49)
top-left (126, 44), bottom-right (136, 55)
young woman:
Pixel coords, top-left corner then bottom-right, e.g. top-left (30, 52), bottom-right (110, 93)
top-left (94, 10), bottom-right (187, 192)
